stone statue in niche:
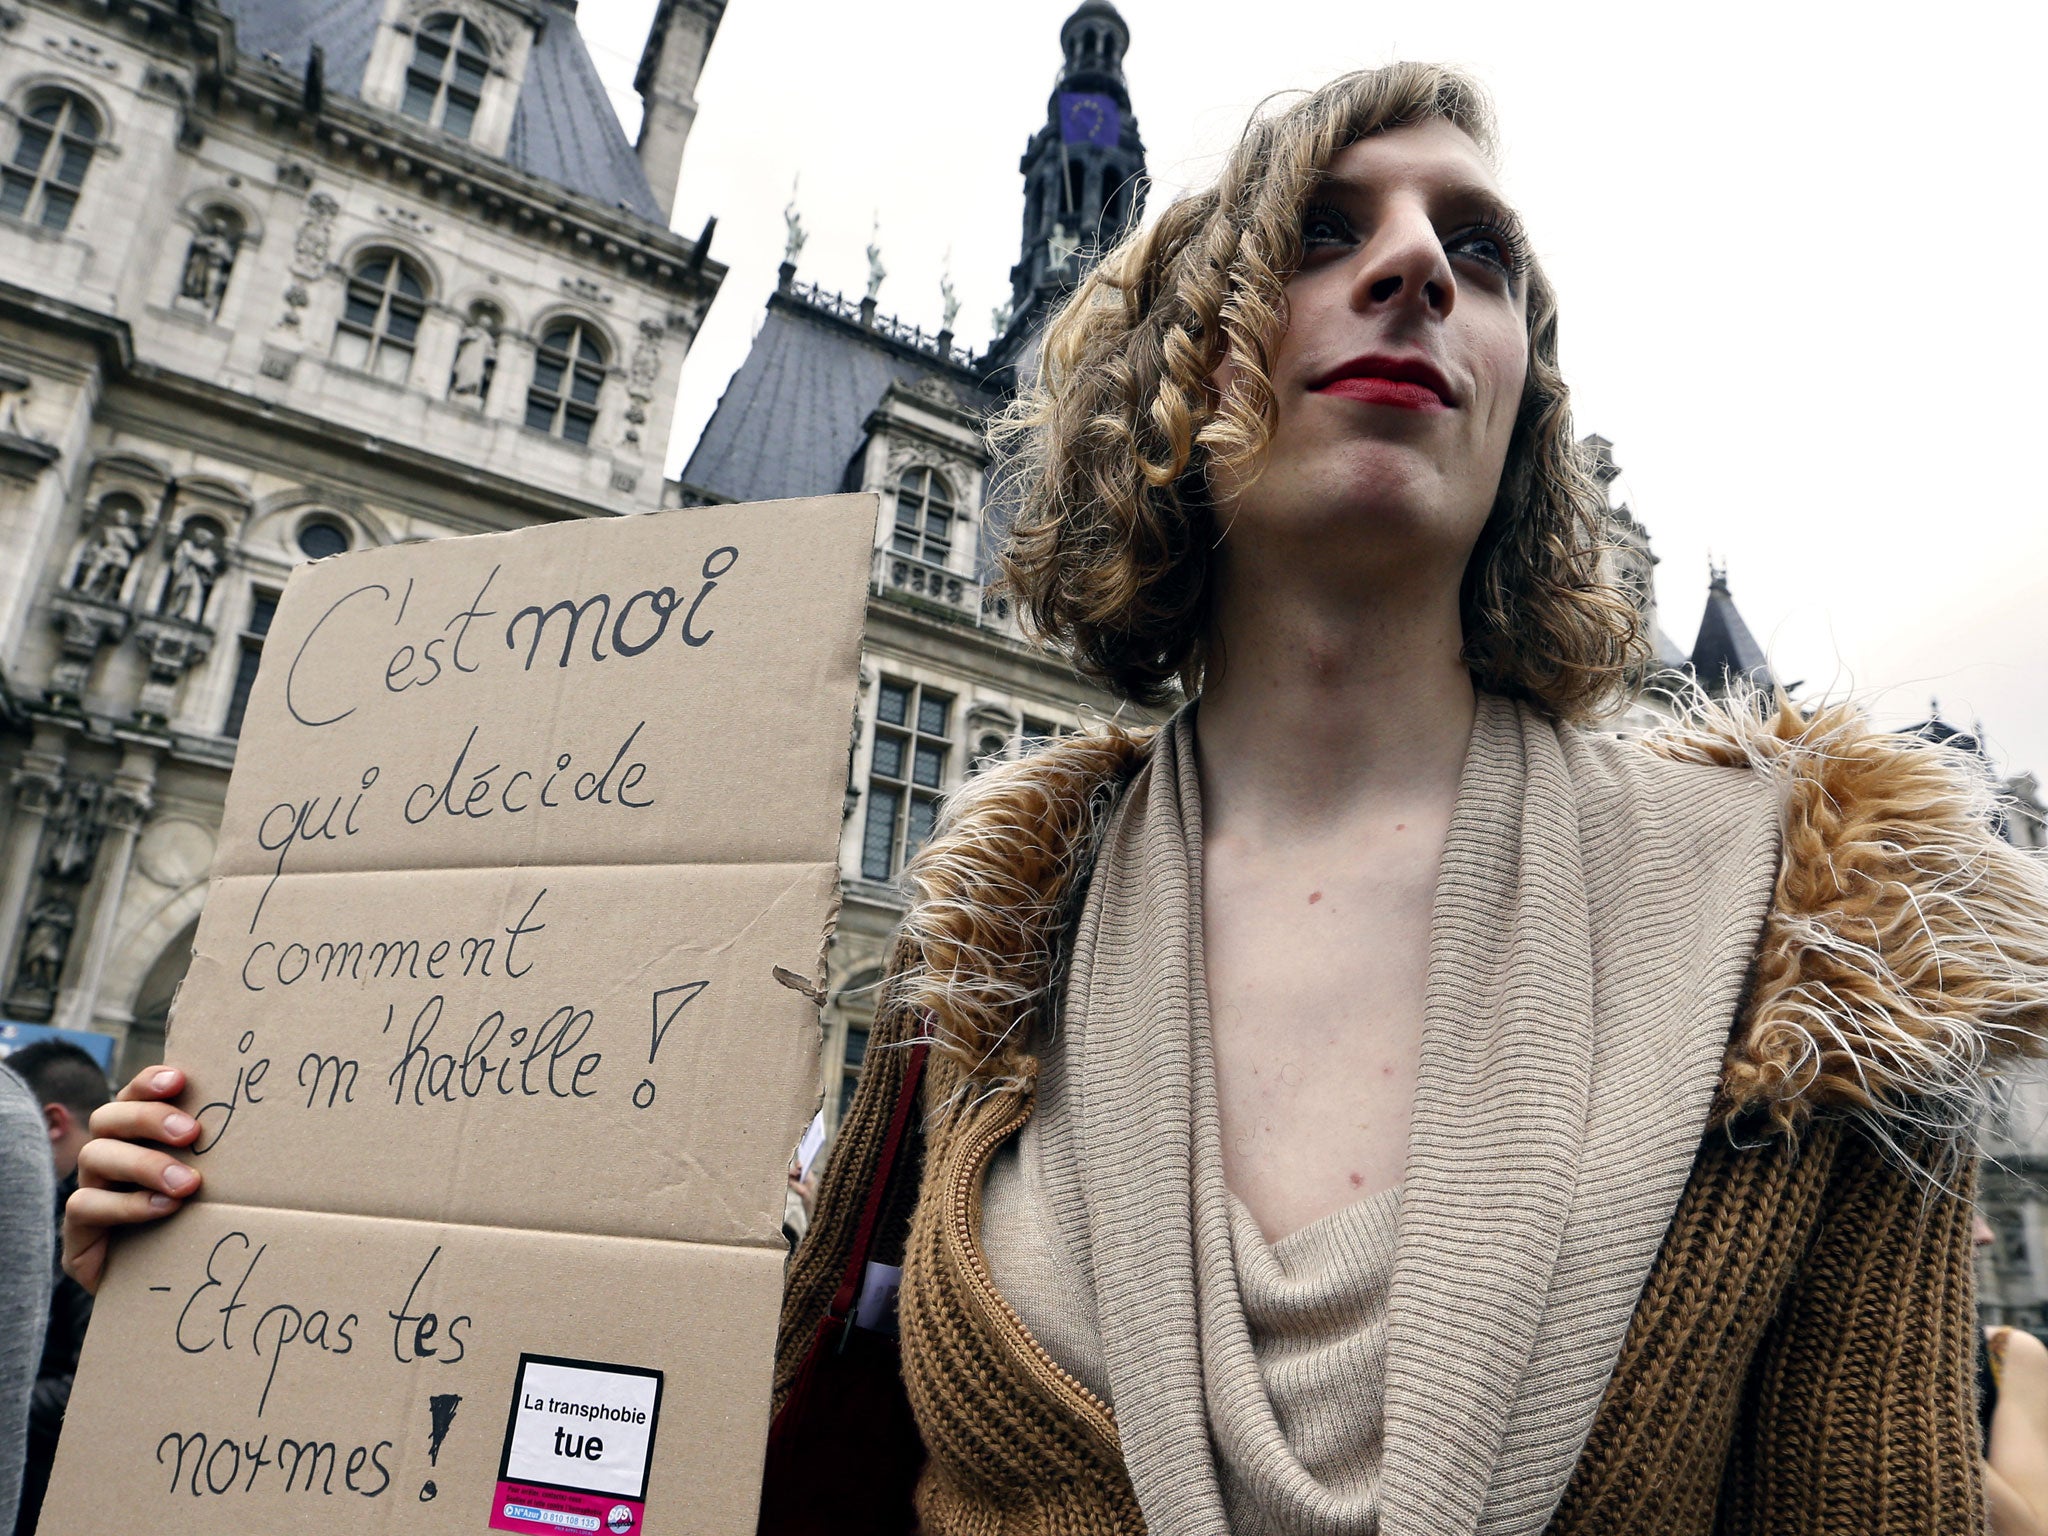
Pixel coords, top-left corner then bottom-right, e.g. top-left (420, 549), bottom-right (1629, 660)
top-left (450, 309), bottom-right (499, 406)
top-left (16, 895), bottom-right (75, 997)
top-left (70, 503), bottom-right (142, 602)
top-left (0, 376), bottom-right (32, 439)
top-left (159, 520), bottom-right (224, 624)
top-left (42, 781), bottom-right (101, 882)
top-left (179, 210), bottom-right (241, 316)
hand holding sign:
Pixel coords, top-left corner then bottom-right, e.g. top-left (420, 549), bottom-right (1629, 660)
top-left (46, 495), bottom-right (876, 1536)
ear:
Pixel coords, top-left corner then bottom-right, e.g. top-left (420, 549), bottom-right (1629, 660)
top-left (42, 1101), bottom-right (73, 1144)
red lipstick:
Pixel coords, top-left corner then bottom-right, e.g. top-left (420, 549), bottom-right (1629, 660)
top-left (1311, 353), bottom-right (1455, 411)
top-left (1318, 377), bottom-right (1447, 410)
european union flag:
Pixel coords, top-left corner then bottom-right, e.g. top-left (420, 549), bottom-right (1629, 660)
top-left (1058, 91), bottom-right (1120, 148)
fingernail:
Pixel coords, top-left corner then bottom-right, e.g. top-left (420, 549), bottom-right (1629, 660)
top-left (148, 1193), bottom-right (174, 1211)
top-left (163, 1113), bottom-right (194, 1138)
top-left (162, 1165), bottom-right (196, 1194)
top-left (151, 1070), bottom-right (178, 1092)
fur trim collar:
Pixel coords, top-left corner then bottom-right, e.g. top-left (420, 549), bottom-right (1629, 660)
top-left (1642, 692), bottom-right (2048, 1141)
top-left (890, 696), bottom-right (2048, 1142)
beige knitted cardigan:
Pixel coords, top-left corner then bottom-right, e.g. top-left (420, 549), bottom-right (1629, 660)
top-left (983, 695), bottom-right (1788, 1534)
top-left (773, 696), bottom-right (2048, 1535)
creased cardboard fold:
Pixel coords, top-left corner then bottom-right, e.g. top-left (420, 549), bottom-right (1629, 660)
top-left (43, 494), bottom-right (877, 1536)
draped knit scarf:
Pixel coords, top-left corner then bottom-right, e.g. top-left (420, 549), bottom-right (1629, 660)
top-left (1033, 694), bottom-right (1782, 1536)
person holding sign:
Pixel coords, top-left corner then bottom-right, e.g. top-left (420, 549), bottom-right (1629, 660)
top-left (65, 61), bottom-right (2048, 1536)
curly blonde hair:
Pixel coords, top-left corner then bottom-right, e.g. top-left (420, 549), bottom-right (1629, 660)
top-left (995, 61), bottom-right (1645, 720)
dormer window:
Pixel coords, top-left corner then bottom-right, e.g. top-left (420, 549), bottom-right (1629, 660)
top-left (526, 320), bottom-right (607, 444)
top-left (402, 14), bottom-right (491, 139)
top-left (892, 467), bottom-right (954, 566)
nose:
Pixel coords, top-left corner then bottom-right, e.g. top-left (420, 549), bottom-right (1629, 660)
top-left (1346, 198), bottom-right (1456, 323)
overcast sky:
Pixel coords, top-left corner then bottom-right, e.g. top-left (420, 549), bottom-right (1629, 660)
top-left (579, 0), bottom-right (2048, 784)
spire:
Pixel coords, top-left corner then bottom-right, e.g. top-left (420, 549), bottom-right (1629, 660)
top-left (984, 1), bottom-right (1146, 374)
top-left (1689, 564), bottom-right (1775, 696)
top-left (635, 0), bottom-right (726, 223)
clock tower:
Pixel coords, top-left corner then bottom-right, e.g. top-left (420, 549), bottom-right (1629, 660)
top-left (984, 1), bottom-right (1147, 377)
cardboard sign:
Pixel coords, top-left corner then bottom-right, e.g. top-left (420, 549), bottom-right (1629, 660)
top-left (41, 495), bottom-right (877, 1535)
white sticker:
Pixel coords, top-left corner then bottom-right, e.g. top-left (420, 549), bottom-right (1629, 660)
top-left (493, 1354), bottom-right (664, 1534)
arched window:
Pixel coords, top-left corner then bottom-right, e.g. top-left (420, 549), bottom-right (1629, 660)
top-left (333, 252), bottom-right (427, 383)
top-left (2, 92), bottom-right (99, 233)
top-left (402, 14), bottom-right (491, 139)
top-left (892, 467), bottom-right (954, 566)
top-left (525, 320), bottom-right (606, 444)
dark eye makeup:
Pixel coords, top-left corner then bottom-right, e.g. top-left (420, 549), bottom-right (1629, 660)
top-left (1297, 199), bottom-right (1529, 282)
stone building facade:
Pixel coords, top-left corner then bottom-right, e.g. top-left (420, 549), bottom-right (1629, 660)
top-left (673, 1), bottom-right (1165, 1131)
top-left (0, 0), bottom-right (725, 1077)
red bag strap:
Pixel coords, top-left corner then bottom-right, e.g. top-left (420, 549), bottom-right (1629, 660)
top-left (822, 1037), bottom-right (929, 1341)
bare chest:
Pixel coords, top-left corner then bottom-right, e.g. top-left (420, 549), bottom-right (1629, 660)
top-left (1203, 823), bottom-right (1442, 1241)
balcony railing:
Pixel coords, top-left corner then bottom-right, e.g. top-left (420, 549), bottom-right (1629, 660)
top-left (870, 547), bottom-right (1015, 633)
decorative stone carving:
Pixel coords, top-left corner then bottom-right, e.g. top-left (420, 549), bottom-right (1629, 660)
top-left (0, 372), bottom-right (58, 481)
top-left (46, 595), bottom-right (131, 705)
top-left (135, 817), bottom-right (216, 890)
top-left (560, 276), bottom-right (611, 306)
top-left (15, 895), bottom-right (75, 998)
top-left (620, 319), bottom-right (663, 447)
top-left (378, 203), bottom-right (435, 236)
top-left (11, 762), bottom-right (62, 819)
top-left (628, 319), bottom-right (663, 393)
top-left (259, 346), bottom-right (297, 381)
top-left (276, 160), bottom-right (313, 192)
top-left (609, 469), bottom-right (637, 494)
top-left (179, 209), bottom-right (242, 317)
top-left (282, 192), bottom-right (338, 327)
top-left (43, 33), bottom-right (118, 72)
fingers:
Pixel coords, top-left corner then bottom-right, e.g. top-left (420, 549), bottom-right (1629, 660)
top-left (112, 1064), bottom-right (185, 1104)
top-left (75, 1135), bottom-right (200, 1199)
top-left (61, 1062), bottom-right (196, 1297)
top-left (87, 1099), bottom-right (199, 1150)
top-left (66, 1184), bottom-right (185, 1229)
top-left (62, 1185), bottom-right (187, 1296)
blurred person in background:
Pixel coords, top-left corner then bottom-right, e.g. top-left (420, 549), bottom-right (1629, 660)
top-left (1978, 1213), bottom-right (2048, 1536)
top-left (6, 1041), bottom-right (108, 1536)
top-left (0, 1061), bottom-right (53, 1533)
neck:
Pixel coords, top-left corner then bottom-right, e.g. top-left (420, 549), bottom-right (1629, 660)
top-left (1194, 560), bottom-right (1476, 838)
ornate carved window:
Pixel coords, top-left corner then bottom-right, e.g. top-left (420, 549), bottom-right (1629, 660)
top-left (891, 466), bottom-right (954, 566)
top-left (402, 14), bottom-right (491, 139)
top-left (860, 679), bottom-right (951, 882)
top-left (333, 252), bottom-right (427, 383)
top-left (526, 320), bottom-right (607, 444)
top-left (2, 91), bottom-right (99, 233)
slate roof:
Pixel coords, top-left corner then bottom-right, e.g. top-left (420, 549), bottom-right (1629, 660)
top-left (1688, 569), bottom-right (1775, 695)
top-left (216, 0), bottom-right (665, 222)
top-left (680, 293), bottom-right (993, 507)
